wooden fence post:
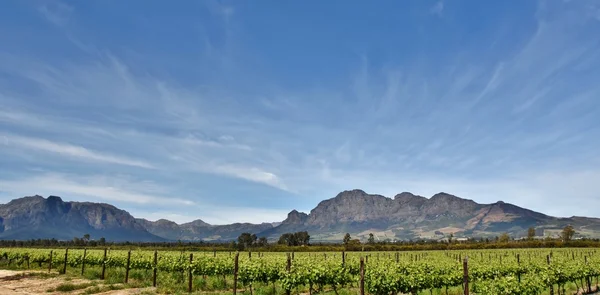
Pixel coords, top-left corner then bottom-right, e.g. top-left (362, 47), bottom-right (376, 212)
top-left (125, 250), bottom-right (131, 283)
top-left (360, 257), bottom-right (365, 295)
top-left (547, 255), bottom-right (554, 295)
top-left (48, 250), bottom-right (53, 272)
top-left (26, 255), bottom-right (30, 269)
top-left (586, 256), bottom-right (592, 293)
top-left (101, 248), bottom-right (107, 280)
top-left (517, 254), bottom-right (521, 283)
top-left (62, 248), bottom-right (68, 275)
top-left (286, 253), bottom-right (292, 295)
top-left (233, 253), bottom-right (239, 295)
top-left (81, 248), bottom-right (87, 275)
top-left (463, 256), bottom-right (469, 295)
top-left (188, 253), bottom-right (193, 293)
top-left (342, 251), bottom-right (345, 267)
top-left (153, 250), bottom-right (158, 287)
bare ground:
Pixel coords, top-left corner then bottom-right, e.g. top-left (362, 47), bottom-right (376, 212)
top-left (0, 270), bottom-right (152, 295)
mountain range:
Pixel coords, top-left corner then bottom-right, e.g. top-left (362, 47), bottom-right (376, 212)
top-left (1, 189), bottom-right (599, 242)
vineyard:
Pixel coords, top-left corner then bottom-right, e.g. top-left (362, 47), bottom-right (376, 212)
top-left (1, 248), bottom-right (599, 295)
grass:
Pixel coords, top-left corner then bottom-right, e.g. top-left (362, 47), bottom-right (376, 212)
top-left (80, 284), bottom-right (126, 295)
top-left (47, 282), bottom-right (97, 292)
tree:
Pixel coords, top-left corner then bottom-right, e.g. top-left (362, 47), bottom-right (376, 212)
top-left (562, 225), bottom-right (576, 242)
top-left (499, 233), bottom-right (510, 243)
top-left (237, 232), bottom-right (257, 249)
top-left (367, 233), bottom-right (375, 244)
top-left (277, 231), bottom-right (309, 246)
top-left (278, 233), bottom-right (293, 246)
top-left (527, 227), bottom-right (536, 240)
top-left (98, 237), bottom-right (106, 246)
top-left (343, 233), bottom-right (351, 245)
top-left (448, 233), bottom-right (454, 243)
top-left (257, 237), bottom-right (268, 247)
top-left (295, 231), bottom-right (310, 246)
top-left (83, 234), bottom-right (90, 242)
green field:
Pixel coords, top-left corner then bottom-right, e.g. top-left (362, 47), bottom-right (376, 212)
top-left (1, 248), bottom-right (599, 295)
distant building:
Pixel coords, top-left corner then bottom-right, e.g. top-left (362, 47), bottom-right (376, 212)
top-left (535, 228), bottom-right (545, 237)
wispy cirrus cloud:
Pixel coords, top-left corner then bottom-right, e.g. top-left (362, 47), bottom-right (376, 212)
top-left (2, 134), bottom-right (154, 169)
top-left (211, 165), bottom-right (288, 192)
top-left (0, 173), bottom-right (194, 206)
top-left (37, 1), bottom-right (73, 27)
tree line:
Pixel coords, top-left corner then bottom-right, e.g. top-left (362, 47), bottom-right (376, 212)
top-left (0, 225), bottom-right (591, 251)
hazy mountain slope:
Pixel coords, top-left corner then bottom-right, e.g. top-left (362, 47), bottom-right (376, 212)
top-left (136, 218), bottom-right (274, 241)
top-left (0, 195), bottom-right (163, 242)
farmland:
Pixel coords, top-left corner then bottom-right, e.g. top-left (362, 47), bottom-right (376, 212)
top-left (1, 248), bottom-right (599, 295)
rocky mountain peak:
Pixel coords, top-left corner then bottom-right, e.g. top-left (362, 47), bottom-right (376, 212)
top-left (6, 195), bottom-right (44, 206)
top-left (183, 219), bottom-right (211, 227)
top-left (47, 195), bottom-right (64, 202)
top-left (335, 189), bottom-right (368, 197)
top-left (283, 210), bottom-right (308, 224)
top-left (431, 192), bottom-right (457, 200)
top-left (429, 192), bottom-right (477, 205)
top-left (307, 190), bottom-right (393, 226)
top-left (394, 192), bottom-right (426, 204)
top-left (155, 219), bottom-right (178, 226)
top-left (394, 192), bottom-right (415, 199)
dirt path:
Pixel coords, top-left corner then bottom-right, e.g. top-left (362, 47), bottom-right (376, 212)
top-left (0, 270), bottom-right (152, 295)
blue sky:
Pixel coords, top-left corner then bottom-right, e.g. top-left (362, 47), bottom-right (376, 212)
top-left (1, 0), bottom-right (600, 224)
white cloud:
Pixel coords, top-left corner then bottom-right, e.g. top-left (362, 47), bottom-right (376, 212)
top-left (37, 1), bottom-right (73, 26)
top-left (2, 134), bottom-right (153, 169)
top-left (0, 173), bottom-right (194, 206)
top-left (212, 165), bottom-right (289, 192)
top-left (430, 1), bottom-right (444, 17)
top-left (180, 135), bottom-right (252, 151)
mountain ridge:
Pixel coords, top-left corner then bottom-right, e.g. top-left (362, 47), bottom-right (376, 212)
top-left (0, 195), bottom-right (164, 241)
top-left (2, 190), bottom-right (600, 241)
